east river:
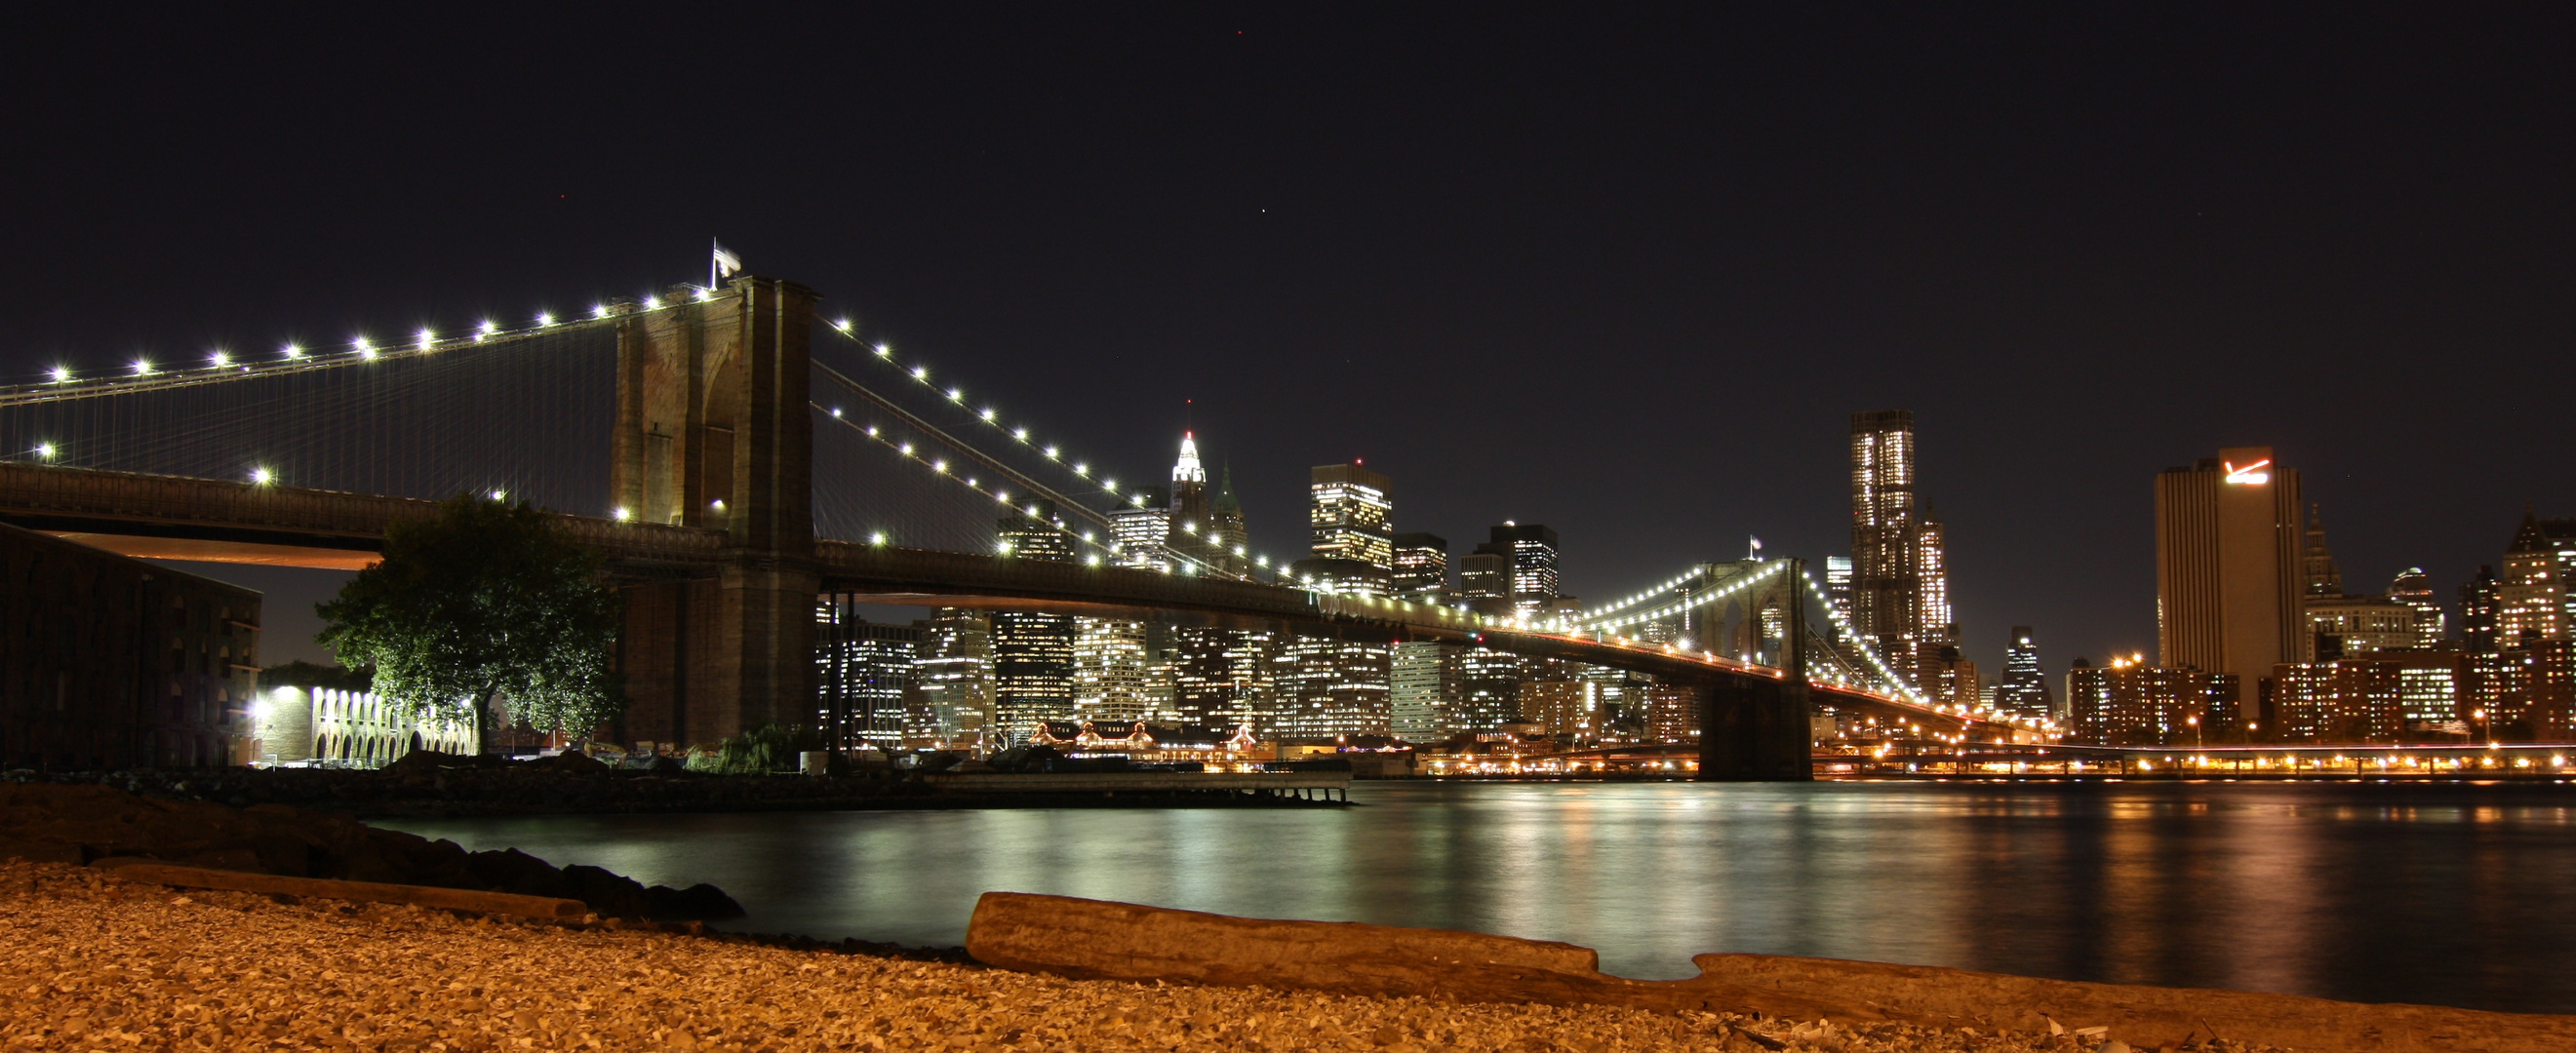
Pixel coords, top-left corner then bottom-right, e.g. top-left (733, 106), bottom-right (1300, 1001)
top-left (384, 780), bottom-right (2576, 1015)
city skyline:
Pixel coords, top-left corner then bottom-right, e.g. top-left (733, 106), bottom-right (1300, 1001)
top-left (3, 8), bottom-right (2569, 686)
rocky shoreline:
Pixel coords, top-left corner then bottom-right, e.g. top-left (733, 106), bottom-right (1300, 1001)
top-left (3, 760), bottom-right (1347, 818)
top-left (0, 859), bottom-right (2206, 1052)
top-left (0, 782), bottom-right (741, 921)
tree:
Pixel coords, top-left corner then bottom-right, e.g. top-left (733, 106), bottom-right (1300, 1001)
top-left (317, 494), bottom-right (624, 747)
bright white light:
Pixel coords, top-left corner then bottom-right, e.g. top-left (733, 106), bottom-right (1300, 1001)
top-left (1073, 463), bottom-right (1089, 476)
top-left (979, 408), bottom-right (997, 421)
top-left (834, 318), bottom-right (853, 332)
top-left (592, 304), bottom-right (610, 320)
top-left (874, 343), bottom-right (892, 357)
top-left (34, 443), bottom-right (56, 458)
top-left (695, 288), bottom-right (713, 302)
top-left (1043, 446), bottom-right (1059, 458)
top-left (932, 459), bottom-right (948, 473)
top-left (210, 350), bottom-right (230, 368)
top-left (477, 319), bottom-right (497, 335)
top-left (830, 408), bottom-right (842, 417)
top-left (536, 312), bottom-right (555, 327)
top-left (644, 295), bottom-right (661, 308)
top-left (1101, 478), bottom-right (1116, 490)
top-left (48, 366), bottom-right (68, 382)
top-left (489, 489), bottom-right (506, 500)
top-left (898, 442), bottom-right (914, 455)
top-left (1086, 555), bottom-right (1102, 566)
top-left (1012, 428), bottom-right (1029, 442)
top-left (946, 387), bottom-right (963, 402)
top-left (250, 467), bottom-right (272, 485)
top-left (995, 489), bottom-right (1009, 502)
top-left (132, 359), bottom-right (152, 376)
top-left (416, 329), bottom-right (435, 350)
top-left (869, 531), bottom-right (888, 545)
top-left (1255, 555), bottom-right (1269, 567)
top-left (613, 506), bottom-right (632, 522)
top-left (865, 426), bottom-right (880, 438)
top-left (1130, 493), bottom-right (1147, 506)
top-left (964, 477), bottom-right (978, 488)
top-left (910, 366), bottom-right (928, 380)
top-left (997, 540), bottom-right (1014, 555)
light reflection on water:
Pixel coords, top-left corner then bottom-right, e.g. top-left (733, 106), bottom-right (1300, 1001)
top-left (381, 780), bottom-right (2576, 1014)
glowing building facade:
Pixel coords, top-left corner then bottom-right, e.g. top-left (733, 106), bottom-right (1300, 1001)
top-left (1847, 410), bottom-right (1957, 691)
top-left (1997, 626), bottom-right (2052, 719)
top-left (2155, 447), bottom-right (2310, 686)
top-left (1309, 463), bottom-right (1394, 570)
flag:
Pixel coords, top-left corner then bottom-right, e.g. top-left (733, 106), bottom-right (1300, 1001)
top-left (712, 242), bottom-right (744, 277)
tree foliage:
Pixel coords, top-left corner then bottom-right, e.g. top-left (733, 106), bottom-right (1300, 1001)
top-left (317, 494), bottom-right (624, 740)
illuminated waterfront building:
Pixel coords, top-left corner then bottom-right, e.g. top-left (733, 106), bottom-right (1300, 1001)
top-left (1997, 626), bottom-right (2052, 719)
top-left (1308, 462), bottom-right (1394, 570)
top-left (991, 501), bottom-right (1077, 746)
top-left (913, 607), bottom-right (993, 749)
top-left (2156, 447), bottom-right (2310, 686)
top-left (1169, 625), bottom-right (1274, 735)
top-left (1392, 531), bottom-right (1450, 601)
top-left (2269, 651), bottom-right (2470, 742)
top-left (1456, 645), bottom-right (1525, 732)
top-left (2387, 567), bottom-right (2445, 647)
top-left (2066, 655), bottom-right (2239, 746)
top-left (1072, 618), bottom-right (1150, 724)
top-left (1644, 681), bottom-right (1701, 743)
top-left (1824, 556), bottom-right (1853, 639)
top-left (1518, 680), bottom-right (1599, 739)
top-left (1273, 636), bottom-right (1391, 738)
top-left (1390, 640), bottom-right (1462, 742)
top-left (813, 601), bottom-right (925, 754)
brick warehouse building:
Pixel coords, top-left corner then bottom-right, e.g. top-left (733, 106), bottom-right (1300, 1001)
top-left (1, 523), bottom-right (260, 768)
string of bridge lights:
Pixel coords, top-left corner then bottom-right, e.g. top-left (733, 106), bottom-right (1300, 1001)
top-left (815, 317), bottom-right (1323, 583)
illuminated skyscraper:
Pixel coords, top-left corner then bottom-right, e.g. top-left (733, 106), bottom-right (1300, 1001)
top-left (1997, 626), bottom-right (2051, 719)
top-left (1390, 640), bottom-right (1462, 741)
top-left (1110, 485), bottom-right (1169, 571)
top-left (914, 607), bottom-right (993, 749)
top-left (1072, 618), bottom-right (1150, 724)
top-left (813, 602), bottom-right (924, 755)
top-left (1170, 625), bottom-right (1274, 734)
top-left (1392, 531), bottom-right (1450, 601)
top-left (1309, 463), bottom-right (1394, 570)
top-left (2155, 447), bottom-right (2309, 686)
top-left (991, 501), bottom-right (1076, 746)
top-left (2387, 567), bottom-right (2444, 646)
top-left (1848, 410), bottom-right (1953, 690)
top-left (1474, 523), bottom-right (1560, 615)
top-left (2500, 509), bottom-right (2569, 645)
top-left (2462, 566), bottom-right (2502, 652)
top-left (1824, 556), bottom-right (1853, 639)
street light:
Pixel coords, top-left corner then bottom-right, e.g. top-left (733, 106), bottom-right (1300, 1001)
top-left (2188, 714), bottom-right (2201, 749)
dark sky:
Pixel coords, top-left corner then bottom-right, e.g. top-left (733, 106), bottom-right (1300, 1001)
top-left (6, 6), bottom-right (2572, 673)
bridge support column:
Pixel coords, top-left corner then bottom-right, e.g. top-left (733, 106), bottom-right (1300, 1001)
top-left (1698, 558), bottom-right (1813, 781)
top-left (610, 276), bottom-right (819, 744)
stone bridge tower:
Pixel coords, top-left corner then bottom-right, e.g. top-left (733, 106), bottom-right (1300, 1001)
top-left (1700, 558), bottom-right (1813, 781)
top-left (608, 276), bottom-right (818, 748)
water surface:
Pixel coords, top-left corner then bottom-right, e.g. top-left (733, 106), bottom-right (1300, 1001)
top-left (384, 780), bottom-right (2576, 1014)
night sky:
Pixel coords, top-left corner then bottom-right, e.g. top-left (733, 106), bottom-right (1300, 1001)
top-left (5, 7), bottom-right (2571, 674)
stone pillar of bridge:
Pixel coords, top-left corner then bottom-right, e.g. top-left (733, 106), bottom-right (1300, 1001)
top-left (611, 276), bottom-right (819, 746)
top-left (1698, 558), bottom-right (1813, 781)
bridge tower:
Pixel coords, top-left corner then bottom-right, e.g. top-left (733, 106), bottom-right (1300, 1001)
top-left (1699, 558), bottom-right (1813, 781)
top-left (609, 276), bottom-right (819, 748)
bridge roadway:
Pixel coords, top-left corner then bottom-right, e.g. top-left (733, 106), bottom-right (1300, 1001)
top-left (0, 462), bottom-right (1989, 750)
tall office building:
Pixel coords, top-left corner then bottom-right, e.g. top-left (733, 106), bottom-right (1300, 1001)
top-left (914, 607), bottom-right (993, 749)
top-left (1474, 523), bottom-right (1561, 615)
top-left (1456, 646), bottom-right (1525, 732)
top-left (1309, 463), bottom-right (1394, 569)
top-left (2387, 567), bottom-right (2444, 647)
top-left (1997, 626), bottom-right (2052, 719)
top-left (2500, 510), bottom-right (2568, 646)
top-left (1390, 640), bottom-right (1462, 741)
top-left (1824, 556), bottom-right (1854, 639)
top-left (2462, 566), bottom-right (2502, 652)
top-left (1459, 550), bottom-right (1511, 611)
top-left (1210, 464), bottom-right (1249, 576)
top-left (1848, 410), bottom-right (1954, 690)
top-left (1392, 532), bottom-right (1450, 601)
top-left (1169, 625), bottom-right (1274, 734)
top-left (1072, 618), bottom-right (1150, 724)
top-left (2155, 447), bottom-right (2309, 686)
top-left (2303, 504), bottom-right (2345, 598)
top-left (991, 501), bottom-right (1077, 746)
top-left (812, 602), bottom-right (925, 755)
top-left (1110, 485), bottom-right (1170, 571)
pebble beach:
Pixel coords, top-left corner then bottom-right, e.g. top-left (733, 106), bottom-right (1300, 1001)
top-left (1, 861), bottom-right (2268, 1052)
